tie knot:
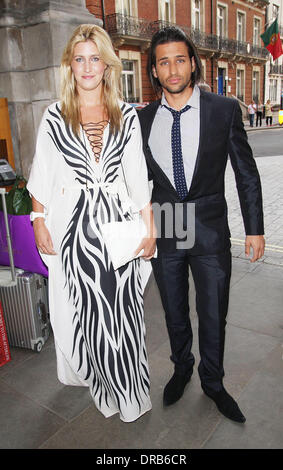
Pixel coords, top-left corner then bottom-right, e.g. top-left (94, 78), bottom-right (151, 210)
top-left (164, 104), bottom-right (191, 118)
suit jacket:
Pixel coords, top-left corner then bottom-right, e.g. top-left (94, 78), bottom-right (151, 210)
top-left (138, 89), bottom-right (264, 254)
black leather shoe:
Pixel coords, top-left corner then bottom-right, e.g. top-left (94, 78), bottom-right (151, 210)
top-left (203, 387), bottom-right (246, 423)
top-left (163, 373), bottom-right (192, 406)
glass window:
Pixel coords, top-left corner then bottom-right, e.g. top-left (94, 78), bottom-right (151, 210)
top-left (121, 60), bottom-right (139, 103)
top-left (253, 18), bottom-right (260, 46)
top-left (160, 0), bottom-right (171, 22)
top-left (217, 5), bottom-right (227, 38)
top-left (237, 12), bottom-right (245, 42)
top-left (272, 4), bottom-right (279, 19)
top-left (117, 0), bottom-right (133, 16)
top-left (236, 69), bottom-right (244, 102)
top-left (194, 0), bottom-right (200, 30)
top-left (269, 79), bottom-right (277, 102)
top-left (252, 71), bottom-right (260, 102)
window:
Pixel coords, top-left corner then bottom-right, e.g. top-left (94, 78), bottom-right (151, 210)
top-left (159, 0), bottom-right (175, 23)
top-left (237, 12), bottom-right (245, 42)
top-left (269, 79), bottom-right (277, 102)
top-left (217, 4), bottom-right (227, 38)
top-left (192, 0), bottom-right (204, 31)
top-left (252, 70), bottom-right (260, 102)
top-left (236, 69), bottom-right (245, 102)
top-left (116, 0), bottom-right (137, 16)
top-left (253, 18), bottom-right (260, 46)
top-left (194, 0), bottom-right (200, 29)
top-left (272, 4), bottom-right (279, 19)
top-left (122, 60), bottom-right (137, 102)
top-left (121, 59), bottom-right (141, 103)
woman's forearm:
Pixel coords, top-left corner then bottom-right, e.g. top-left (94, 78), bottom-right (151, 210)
top-left (140, 202), bottom-right (157, 239)
top-left (32, 196), bottom-right (44, 213)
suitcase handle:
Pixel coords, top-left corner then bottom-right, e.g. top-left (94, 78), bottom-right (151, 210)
top-left (0, 188), bottom-right (16, 283)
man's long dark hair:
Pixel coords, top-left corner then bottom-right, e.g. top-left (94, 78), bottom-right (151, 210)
top-left (147, 26), bottom-right (203, 96)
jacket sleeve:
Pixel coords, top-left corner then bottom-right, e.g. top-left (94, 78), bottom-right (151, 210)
top-left (228, 101), bottom-right (264, 235)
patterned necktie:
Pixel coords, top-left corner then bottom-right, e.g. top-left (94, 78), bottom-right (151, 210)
top-left (164, 104), bottom-right (191, 200)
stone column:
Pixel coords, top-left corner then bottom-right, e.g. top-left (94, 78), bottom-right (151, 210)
top-left (0, 0), bottom-right (102, 177)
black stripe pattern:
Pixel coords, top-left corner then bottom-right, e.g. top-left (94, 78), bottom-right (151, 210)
top-left (45, 103), bottom-right (151, 422)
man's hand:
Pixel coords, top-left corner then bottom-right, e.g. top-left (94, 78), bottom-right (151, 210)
top-left (245, 235), bottom-right (265, 262)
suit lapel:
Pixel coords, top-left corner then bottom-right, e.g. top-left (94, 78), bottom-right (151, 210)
top-left (143, 101), bottom-right (179, 198)
top-left (187, 89), bottom-right (211, 199)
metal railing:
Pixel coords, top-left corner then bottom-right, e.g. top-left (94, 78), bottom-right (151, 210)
top-left (124, 96), bottom-right (140, 103)
top-left (105, 13), bottom-right (152, 38)
top-left (105, 14), bottom-right (269, 60)
top-left (269, 64), bottom-right (283, 74)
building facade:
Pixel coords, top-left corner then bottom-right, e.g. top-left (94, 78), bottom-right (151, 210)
top-left (1, 0), bottom-right (280, 177)
top-left (264, 0), bottom-right (283, 108)
top-left (86, 0), bottom-right (270, 107)
top-left (0, 0), bottom-right (101, 176)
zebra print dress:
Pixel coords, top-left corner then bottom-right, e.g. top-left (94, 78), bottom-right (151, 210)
top-left (27, 101), bottom-right (152, 422)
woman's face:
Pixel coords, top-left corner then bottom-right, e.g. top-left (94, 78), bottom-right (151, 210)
top-left (71, 40), bottom-right (107, 94)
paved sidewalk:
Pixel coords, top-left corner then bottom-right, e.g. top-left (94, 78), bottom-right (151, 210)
top-left (226, 154), bottom-right (283, 267)
top-left (0, 126), bottom-right (283, 449)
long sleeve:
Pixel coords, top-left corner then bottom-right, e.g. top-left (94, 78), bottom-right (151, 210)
top-left (27, 106), bottom-right (57, 211)
top-left (121, 108), bottom-right (151, 212)
top-left (228, 101), bottom-right (264, 235)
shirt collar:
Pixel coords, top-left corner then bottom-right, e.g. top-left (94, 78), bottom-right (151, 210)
top-left (161, 85), bottom-right (200, 111)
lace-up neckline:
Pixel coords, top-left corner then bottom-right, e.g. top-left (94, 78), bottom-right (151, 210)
top-left (81, 120), bottom-right (109, 163)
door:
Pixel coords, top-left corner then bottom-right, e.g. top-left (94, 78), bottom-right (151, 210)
top-left (218, 68), bottom-right (224, 95)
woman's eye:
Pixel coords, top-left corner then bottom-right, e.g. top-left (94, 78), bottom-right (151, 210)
top-left (91, 57), bottom-right (99, 62)
top-left (75, 57), bottom-right (83, 62)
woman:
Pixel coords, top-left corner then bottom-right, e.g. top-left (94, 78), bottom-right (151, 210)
top-left (256, 101), bottom-right (263, 127)
top-left (27, 24), bottom-right (156, 422)
top-left (265, 99), bottom-right (273, 126)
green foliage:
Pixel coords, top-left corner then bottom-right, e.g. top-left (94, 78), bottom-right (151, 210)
top-left (0, 176), bottom-right (32, 215)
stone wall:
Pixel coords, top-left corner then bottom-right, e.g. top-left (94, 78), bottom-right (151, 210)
top-left (0, 0), bottom-right (102, 177)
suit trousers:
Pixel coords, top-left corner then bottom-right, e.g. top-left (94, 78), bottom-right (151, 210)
top-left (151, 249), bottom-right (232, 393)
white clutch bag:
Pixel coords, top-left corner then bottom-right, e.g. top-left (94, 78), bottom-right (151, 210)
top-left (101, 216), bottom-right (157, 270)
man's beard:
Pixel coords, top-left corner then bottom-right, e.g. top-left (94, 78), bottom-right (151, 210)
top-left (161, 77), bottom-right (192, 94)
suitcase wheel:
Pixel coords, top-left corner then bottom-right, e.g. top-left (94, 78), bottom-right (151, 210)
top-left (34, 340), bottom-right (43, 353)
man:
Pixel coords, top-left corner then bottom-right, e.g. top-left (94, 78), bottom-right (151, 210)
top-left (138, 27), bottom-right (265, 423)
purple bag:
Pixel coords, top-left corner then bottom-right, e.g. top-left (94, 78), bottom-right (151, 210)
top-left (0, 212), bottom-right (48, 277)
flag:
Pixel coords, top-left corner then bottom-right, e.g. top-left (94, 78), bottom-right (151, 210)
top-left (261, 18), bottom-right (283, 60)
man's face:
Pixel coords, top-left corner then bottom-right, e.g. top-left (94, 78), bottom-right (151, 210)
top-left (152, 41), bottom-right (195, 95)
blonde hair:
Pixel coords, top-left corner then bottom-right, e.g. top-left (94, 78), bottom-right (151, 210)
top-left (60, 24), bottom-right (123, 135)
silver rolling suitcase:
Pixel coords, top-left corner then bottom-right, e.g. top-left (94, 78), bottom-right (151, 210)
top-left (0, 188), bottom-right (51, 352)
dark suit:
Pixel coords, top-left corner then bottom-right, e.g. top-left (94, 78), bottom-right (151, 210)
top-left (138, 89), bottom-right (264, 392)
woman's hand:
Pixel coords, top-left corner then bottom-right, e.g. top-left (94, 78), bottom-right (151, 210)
top-left (134, 234), bottom-right (157, 261)
top-left (134, 202), bottom-right (157, 260)
top-left (33, 219), bottom-right (56, 255)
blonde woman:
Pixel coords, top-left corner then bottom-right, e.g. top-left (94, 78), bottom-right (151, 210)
top-left (27, 24), bottom-right (155, 422)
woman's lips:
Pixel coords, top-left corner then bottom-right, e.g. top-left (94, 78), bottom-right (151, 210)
top-left (82, 75), bottom-right (94, 79)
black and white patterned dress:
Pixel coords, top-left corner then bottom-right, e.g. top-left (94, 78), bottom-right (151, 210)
top-left (27, 101), bottom-right (152, 422)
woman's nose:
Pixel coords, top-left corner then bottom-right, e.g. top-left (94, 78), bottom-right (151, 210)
top-left (84, 59), bottom-right (91, 72)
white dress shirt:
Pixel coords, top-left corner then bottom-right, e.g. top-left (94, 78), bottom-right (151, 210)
top-left (148, 85), bottom-right (200, 193)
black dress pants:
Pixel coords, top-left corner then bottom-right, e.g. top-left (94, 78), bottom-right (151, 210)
top-left (151, 249), bottom-right (231, 393)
